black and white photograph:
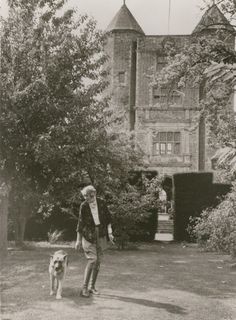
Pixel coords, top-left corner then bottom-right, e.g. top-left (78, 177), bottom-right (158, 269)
top-left (1, 0), bottom-right (236, 319)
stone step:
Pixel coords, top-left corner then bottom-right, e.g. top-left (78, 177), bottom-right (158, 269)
top-left (158, 221), bottom-right (173, 226)
top-left (158, 229), bottom-right (174, 233)
top-left (158, 222), bottom-right (173, 229)
top-left (158, 227), bottom-right (173, 232)
top-left (155, 233), bottom-right (173, 241)
top-left (158, 213), bottom-right (170, 221)
top-left (156, 217), bottom-right (174, 240)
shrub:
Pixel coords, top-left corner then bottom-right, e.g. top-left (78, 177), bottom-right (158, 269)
top-left (190, 183), bottom-right (236, 256)
top-left (47, 229), bottom-right (65, 244)
top-left (108, 177), bottom-right (162, 249)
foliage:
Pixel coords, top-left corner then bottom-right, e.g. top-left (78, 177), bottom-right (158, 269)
top-left (155, 37), bottom-right (231, 87)
top-left (153, 2), bottom-right (236, 177)
top-left (153, 1), bottom-right (236, 251)
top-left (206, 62), bottom-right (236, 85)
top-left (0, 0), bottom-right (141, 244)
top-left (1, 0), bottom-right (109, 189)
top-left (190, 182), bottom-right (236, 256)
top-left (107, 177), bottom-right (161, 249)
top-left (212, 146), bottom-right (236, 181)
top-left (214, 0), bottom-right (236, 20)
top-left (156, 34), bottom-right (236, 144)
top-left (47, 229), bottom-right (65, 244)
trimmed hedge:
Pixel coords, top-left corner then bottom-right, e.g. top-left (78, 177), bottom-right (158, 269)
top-left (173, 172), bottom-right (213, 241)
top-left (173, 172), bottom-right (232, 242)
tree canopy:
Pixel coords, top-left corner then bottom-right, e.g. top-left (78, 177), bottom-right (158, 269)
top-left (154, 0), bottom-right (236, 178)
top-left (0, 0), bottom-right (141, 246)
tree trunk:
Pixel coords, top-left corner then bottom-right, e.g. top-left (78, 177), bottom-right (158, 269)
top-left (14, 212), bottom-right (27, 247)
top-left (0, 184), bottom-right (10, 261)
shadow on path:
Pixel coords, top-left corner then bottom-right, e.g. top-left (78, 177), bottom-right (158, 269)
top-left (98, 294), bottom-right (187, 315)
top-left (62, 287), bottom-right (94, 306)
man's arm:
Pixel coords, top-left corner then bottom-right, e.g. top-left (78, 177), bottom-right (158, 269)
top-left (98, 198), bottom-right (114, 243)
top-left (75, 231), bottom-right (82, 250)
top-left (75, 204), bottom-right (83, 250)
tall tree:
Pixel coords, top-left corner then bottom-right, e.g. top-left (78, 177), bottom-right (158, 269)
top-left (0, 0), bottom-right (140, 251)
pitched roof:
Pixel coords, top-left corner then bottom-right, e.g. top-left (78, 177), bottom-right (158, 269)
top-left (192, 5), bottom-right (234, 33)
top-left (106, 4), bottom-right (145, 35)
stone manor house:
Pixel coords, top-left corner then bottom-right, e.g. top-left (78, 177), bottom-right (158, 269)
top-left (104, 3), bottom-right (235, 177)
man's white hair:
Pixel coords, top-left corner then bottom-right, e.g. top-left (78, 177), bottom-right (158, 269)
top-left (81, 185), bottom-right (96, 196)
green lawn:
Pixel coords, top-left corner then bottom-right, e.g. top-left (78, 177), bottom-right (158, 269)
top-left (1, 242), bottom-right (236, 320)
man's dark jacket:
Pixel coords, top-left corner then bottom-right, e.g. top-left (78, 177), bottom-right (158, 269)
top-left (76, 198), bottom-right (112, 243)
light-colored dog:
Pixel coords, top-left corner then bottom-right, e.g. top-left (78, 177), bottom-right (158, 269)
top-left (49, 250), bottom-right (68, 299)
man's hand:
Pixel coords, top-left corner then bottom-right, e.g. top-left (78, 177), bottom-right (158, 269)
top-left (75, 240), bottom-right (82, 251)
top-left (108, 233), bottom-right (115, 245)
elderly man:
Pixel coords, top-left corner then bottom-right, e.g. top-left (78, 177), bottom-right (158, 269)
top-left (75, 185), bottom-right (114, 297)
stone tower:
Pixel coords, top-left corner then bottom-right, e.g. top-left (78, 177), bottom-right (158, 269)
top-left (105, 3), bottom-right (234, 176)
top-left (105, 3), bottom-right (145, 130)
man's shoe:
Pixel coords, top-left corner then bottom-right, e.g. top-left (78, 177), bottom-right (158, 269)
top-left (80, 288), bottom-right (90, 298)
top-left (89, 288), bottom-right (100, 295)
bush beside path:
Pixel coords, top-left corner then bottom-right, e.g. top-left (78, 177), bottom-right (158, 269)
top-left (1, 242), bottom-right (236, 320)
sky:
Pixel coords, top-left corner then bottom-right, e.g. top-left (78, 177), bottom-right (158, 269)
top-left (0, 0), bottom-right (209, 35)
